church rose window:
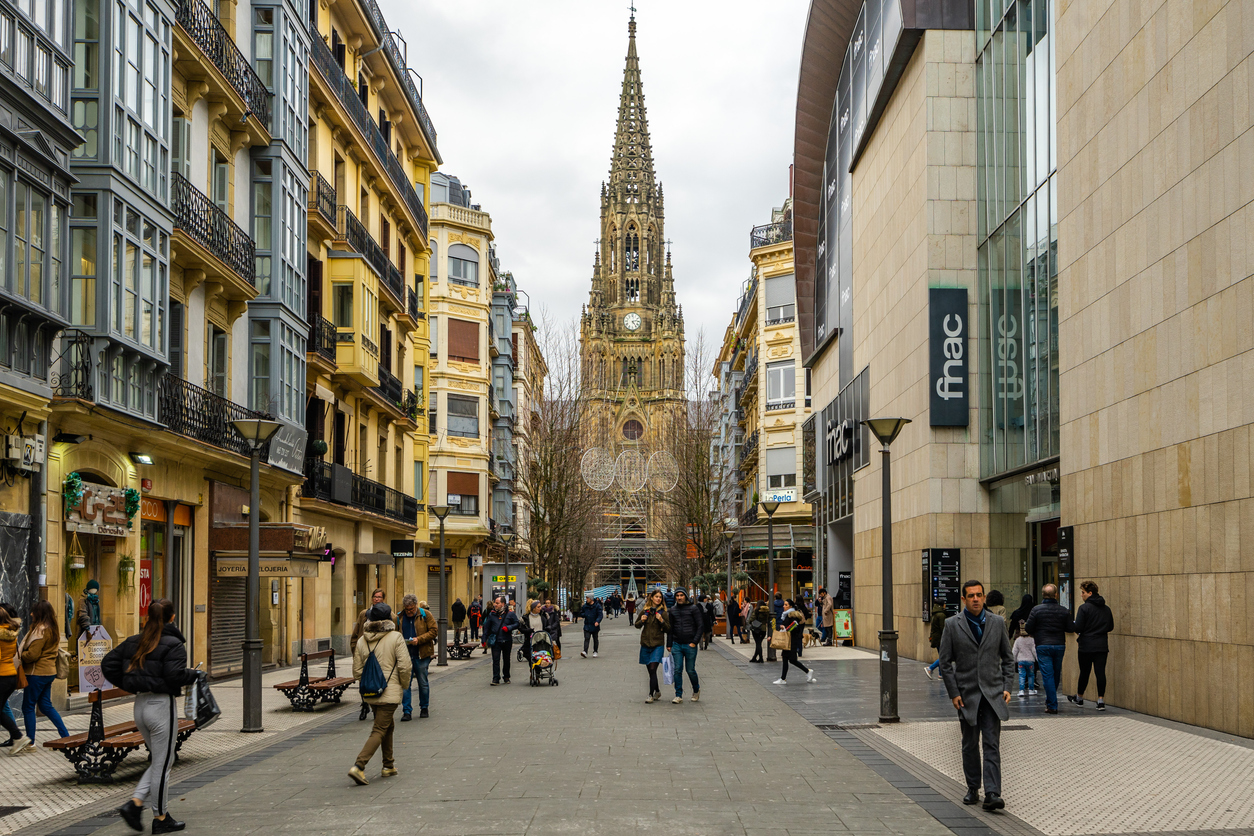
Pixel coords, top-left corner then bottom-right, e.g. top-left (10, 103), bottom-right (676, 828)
top-left (622, 419), bottom-right (644, 440)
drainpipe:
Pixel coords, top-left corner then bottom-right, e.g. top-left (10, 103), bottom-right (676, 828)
top-left (31, 419), bottom-right (48, 602)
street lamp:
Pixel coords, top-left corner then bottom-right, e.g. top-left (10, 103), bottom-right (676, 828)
top-left (862, 416), bottom-right (911, 723)
top-left (760, 500), bottom-right (781, 662)
top-left (504, 532), bottom-right (517, 608)
top-left (430, 504), bottom-right (451, 667)
top-left (723, 529), bottom-right (735, 640)
top-left (230, 417), bottom-right (284, 733)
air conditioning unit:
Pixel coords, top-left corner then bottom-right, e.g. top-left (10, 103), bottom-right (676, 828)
top-left (4, 434), bottom-right (45, 472)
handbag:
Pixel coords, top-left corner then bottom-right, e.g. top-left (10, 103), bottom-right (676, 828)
top-left (185, 671), bottom-right (222, 729)
top-left (661, 654), bottom-right (674, 685)
top-left (770, 628), bottom-right (791, 651)
top-left (55, 647), bottom-right (71, 680)
top-left (553, 643), bottom-right (561, 660)
top-left (14, 649), bottom-right (26, 689)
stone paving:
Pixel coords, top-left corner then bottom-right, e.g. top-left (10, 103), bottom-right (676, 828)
top-left (51, 619), bottom-right (954, 836)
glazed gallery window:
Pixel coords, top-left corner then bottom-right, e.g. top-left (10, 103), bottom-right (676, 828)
top-left (332, 282), bottom-right (352, 327)
top-left (766, 446), bottom-right (796, 489)
top-left (446, 395), bottom-right (479, 439)
top-left (112, 0), bottom-right (169, 198)
top-left (766, 360), bottom-right (795, 408)
top-left (8, 180), bottom-right (63, 315)
top-left (69, 193), bottom-right (98, 326)
top-left (251, 319), bottom-right (271, 411)
top-left (111, 201), bottom-right (166, 348)
top-left (447, 243), bottom-right (478, 287)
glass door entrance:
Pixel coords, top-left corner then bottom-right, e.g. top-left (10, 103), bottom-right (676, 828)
top-left (1031, 519), bottom-right (1060, 601)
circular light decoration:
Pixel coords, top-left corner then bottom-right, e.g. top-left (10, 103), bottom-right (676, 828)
top-left (622, 419), bottom-right (644, 440)
top-left (580, 448), bottom-right (616, 491)
top-left (615, 450), bottom-right (648, 492)
top-left (647, 451), bottom-right (679, 493)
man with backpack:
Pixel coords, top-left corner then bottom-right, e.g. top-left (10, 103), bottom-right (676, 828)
top-left (349, 602), bottom-right (411, 786)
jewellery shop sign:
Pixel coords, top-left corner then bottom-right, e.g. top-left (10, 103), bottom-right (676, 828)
top-left (65, 481), bottom-right (130, 537)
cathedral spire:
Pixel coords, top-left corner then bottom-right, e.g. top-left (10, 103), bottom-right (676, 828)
top-left (610, 14), bottom-right (655, 193)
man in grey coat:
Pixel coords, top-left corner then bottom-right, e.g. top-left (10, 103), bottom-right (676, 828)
top-left (939, 580), bottom-right (1016, 812)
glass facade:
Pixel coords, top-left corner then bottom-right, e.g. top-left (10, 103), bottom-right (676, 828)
top-left (976, 0), bottom-right (1059, 478)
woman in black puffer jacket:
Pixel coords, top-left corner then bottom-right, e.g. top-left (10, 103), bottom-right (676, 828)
top-left (102, 599), bottom-right (198, 834)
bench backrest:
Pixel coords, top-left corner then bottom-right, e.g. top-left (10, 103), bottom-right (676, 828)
top-left (89, 687), bottom-right (131, 703)
top-left (302, 650), bottom-right (334, 662)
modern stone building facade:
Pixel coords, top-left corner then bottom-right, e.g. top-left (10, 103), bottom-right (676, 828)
top-left (796, 0), bottom-right (1254, 736)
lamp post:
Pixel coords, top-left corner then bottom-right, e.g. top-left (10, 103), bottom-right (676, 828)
top-left (230, 417), bottom-right (284, 733)
top-left (862, 417), bottom-right (911, 724)
top-left (505, 532), bottom-right (516, 608)
top-left (430, 504), bottom-right (451, 667)
top-left (760, 500), bottom-right (780, 662)
top-left (723, 529), bottom-right (735, 640)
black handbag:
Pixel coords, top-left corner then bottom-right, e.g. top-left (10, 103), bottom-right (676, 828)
top-left (185, 670), bottom-right (222, 729)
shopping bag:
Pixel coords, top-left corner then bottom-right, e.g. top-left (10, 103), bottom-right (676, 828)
top-left (661, 654), bottom-right (674, 685)
top-left (770, 629), bottom-right (791, 650)
top-left (186, 671), bottom-right (222, 729)
top-left (553, 643), bottom-right (562, 660)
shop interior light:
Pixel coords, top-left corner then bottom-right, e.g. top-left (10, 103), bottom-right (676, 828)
top-left (129, 452), bottom-right (155, 465)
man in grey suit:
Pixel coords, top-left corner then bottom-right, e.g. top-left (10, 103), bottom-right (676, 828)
top-left (939, 580), bottom-right (1016, 812)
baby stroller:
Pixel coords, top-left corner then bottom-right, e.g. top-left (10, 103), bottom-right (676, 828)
top-left (527, 631), bottom-right (559, 687)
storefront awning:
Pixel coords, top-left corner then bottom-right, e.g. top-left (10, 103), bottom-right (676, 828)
top-left (737, 524), bottom-right (815, 553)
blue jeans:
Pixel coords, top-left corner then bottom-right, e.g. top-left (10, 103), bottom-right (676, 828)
top-left (1017, 661), bottom-right (1035, 691)
top-left (1035, 645), bottom-right (1065, 710)
top-left (671, 644), bottom-right (700, 697)
top-left (401, 655), bottom-right (431, 713)
top-left (22, 674), bottom-right (69, 741)
top-left (927, 658), bottom-right (941, 672)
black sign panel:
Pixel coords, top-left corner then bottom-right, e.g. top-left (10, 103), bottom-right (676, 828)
top-left (929, 287), bottom-right (969, 426)
top-left (921, 548), bottom-right (961, 621)
top-left (1057, 525), bottom-right (1074, 613)
top-left (391, 539), bottom-right (415, 560)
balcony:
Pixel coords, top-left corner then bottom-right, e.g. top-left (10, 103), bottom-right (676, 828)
top-left (308, 20), bottom-right (427, 239)
top-left (407, 287), bottom-right (421, 320)
top-left (158, 375), bottom-right (273, 459)
top-left (173, 0), bottom-right (270, 147)
top-left (308, 171), bottom-right (337, 242)
top-left (357, 0), bottom-right (438, 158)
top-left (335, 206), bottom-right (388, 278)
top-left (739, 429), bottom-right (760, 469)
top-left (429, 202), bottom-right (491, 233)
top-left (750, 219), bottom-right (794, 249)
top-left (306, 313), bottom-right (337, 371)
top-left (738, 505), bottom-right (759, 527)
top-left (735, 273), bottom-right (758, 331)
top-left (50, 330), bottom-right (94, 401)
top-left (171, 173), bottom-right (257, 302)
top-left (736, 353), bottom-right (758, 406)
top-left (381, 262), bottom-right (405, 313)
top-left (301, 458), bottom-right (418, 526)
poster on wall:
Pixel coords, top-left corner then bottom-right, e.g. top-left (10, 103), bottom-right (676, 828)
top-left (139, 558), bottom-right (152, 613)
top-left (77, 625), bottom-right (115, 694)
top-left (922, 548), bottom-right (961, 621)
top-left (1057, 525), bottom-right (1074, 613)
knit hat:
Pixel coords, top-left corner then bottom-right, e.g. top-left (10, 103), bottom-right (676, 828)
top-left (367, 602), bottom-right (392, 622)
top-left (85, 580), bottom-right (100, 592)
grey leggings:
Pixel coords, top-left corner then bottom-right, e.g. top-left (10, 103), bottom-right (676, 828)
top-left (134, 693), bottom-right (179, 816)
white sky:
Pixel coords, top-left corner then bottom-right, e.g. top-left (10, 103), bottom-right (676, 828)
top-left (379, 0), bottom-right (811, 355)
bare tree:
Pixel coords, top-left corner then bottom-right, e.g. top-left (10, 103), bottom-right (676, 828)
top-left (657, 329), bottom-right (738, 589)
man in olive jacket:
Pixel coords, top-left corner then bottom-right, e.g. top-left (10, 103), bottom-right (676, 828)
top-left (349, 603), bottom-right (411, 786)
top-left (938, 580), bottom-right (1015, 813)
top-left (399, 595), bottom-right (437, 720)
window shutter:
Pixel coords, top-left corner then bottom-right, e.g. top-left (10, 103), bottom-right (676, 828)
top-left (307, 256), bottom-right (322, 320)
top-left (765, 274), bottom-right (796, 307)
top-left (168, 301), bottom-right (184, 379)
top-left (447, 318), bottom-right (479, 361)
top-left (766, 447), bottom-right (795, 476)
top-left (447, 471), bottom-right (478, 496)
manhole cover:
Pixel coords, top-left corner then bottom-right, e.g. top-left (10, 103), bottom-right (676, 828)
top-left (1001, 724), bottom-right (1032, 730)
top-left (816, 723), bottom-right (880, 730)
top-left (0, 807), bottom-right (29, 819)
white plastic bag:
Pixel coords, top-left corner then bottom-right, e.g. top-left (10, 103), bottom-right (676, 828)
top-left (661, 654), bottom-right (674, 685)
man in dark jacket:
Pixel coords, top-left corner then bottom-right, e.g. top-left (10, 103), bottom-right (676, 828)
top-left (482, 598), bottom-right (520, 685)
top-left (468, 597), bottom-right (483, 642)
top-left (1068, 581), bottom-right (1114, 710)
top-left (669, 590), bottom-right (704, 703)
top-left (772, 593), bottom-right (785, 628)
top-left (699, 596), bottom-right (715, 650)
top-left (1024, 584), bottom-right (1071, 714)
top-left (579, 597), bottom-right (602, 657)
top-left (450, 598), bottom-right (467, 644)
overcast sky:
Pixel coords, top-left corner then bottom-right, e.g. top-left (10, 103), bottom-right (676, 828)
top-left (380, 0), bottom-right (810, 358)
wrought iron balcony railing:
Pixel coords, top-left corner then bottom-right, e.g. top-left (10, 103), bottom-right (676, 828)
top-left (308, 170), bottom-right (336, 228)
top-left (735, 274), bottom-right (758, 330)
top-left (172, 173), bottom-right (255, 286)
top-left (738, 505), bottom-right (759, 527)
top-left (750, 219), bottom-right (793, 249)
top-left (383, 261), bottom-right (404, 307)
top-left (407, 286), bottom-right (420, 319)
top-left (307, 313), bottom-right (337, 365)
top-left (359, 0), bottom-right (438, 154)
top-left (335, 205), bottom-right (388, 279)
top-left (309, 19), bottom-right (428, 238)
top-left (158, 375), bottom-right (273, 459)
top-left (175, 0), bottom-right (271, 125)
top-left (402, 388), bottom-right (422, 420)
top-left (374, 365), bottom-right (403, 407)
top-left (51, 329), bottom-right (95, 400)
top-left (301, 458), bottom-right (418, 524)
top-left (739, 429), bottom-right (760, 467)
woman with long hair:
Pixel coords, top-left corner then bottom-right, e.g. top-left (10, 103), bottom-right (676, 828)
top-left (102, 599), bottom-right (198, 833)
top-left (0, 603), bottom-right (25, 750)
top-left (773, 599), bottom-right (816, 685)
top-left (18, 599), bottom-right (70, 750)
top-left (634, 590), bottom-right (670, 703)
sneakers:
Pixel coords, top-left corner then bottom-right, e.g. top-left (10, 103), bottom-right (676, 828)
top-left (672, 697), bottom-right (683, 704)
top-left (645, 694), bottom-right (656, 703)
top-left (348, 766), bottom-right (369, 785)
top-left (924, 667), bottom-right (934, 680)
top-left (806, 670), bottom-right (817, 683)
top-left (419, 708), bottom-right (429, 718)
top-left (1067, 694), bottom-right (1084, 706)
top-left (1017, 689), bottom-right (1025, 697)
top-left (592, 652), bottom-right (598, 658)
top-left (151, 815), bottom-right (186, 833)
top-left (691, 691), bottom-right (700, 702)
top-left (580, 651), bottom-right (587, 658)
top-left (773, 678), bottom-right (787, 685)
top-left (117, 800), bottom-right (143, 832)
top-left (1029, 689), bottom-right (1038, 695)
top-left (8, 738), bottom-right (31, 756)
top-left (381, 767), bottom-right (398, 778)
top-left (1097, 699), bottom-right (1106, 711)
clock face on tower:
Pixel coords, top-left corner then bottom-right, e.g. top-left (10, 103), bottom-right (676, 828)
top-left (624, 313), bottom-right (642, 331)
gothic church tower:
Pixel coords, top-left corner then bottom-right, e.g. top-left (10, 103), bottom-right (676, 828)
top-left (580, 14), bottom-right (686, 448)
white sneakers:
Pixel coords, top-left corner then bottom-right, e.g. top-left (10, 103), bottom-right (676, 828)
top-left (672, 697), bottom-right (683, 704)
top-left (592, 652), bottom-right (598, 657)
top-left (1018, 689), bottom-right (1025, 697)
top-left (8, 738), bottom-right (31, 755)
top-left (580, 651), bottom-right (587, 658)
top-left (774, 678), bottom-right (787, 685)
top-left (1029, 689), bottom-right (1038, 695)
top-left (806, 670), bottom-right (817, 683)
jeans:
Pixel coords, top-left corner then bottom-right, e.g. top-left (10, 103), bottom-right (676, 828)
top-left (819, 625), bottom-right (831, 644)
top-left (355, 703), bottom-right (397, 769)
top-left (22, 674), bottom-right (69, 741)
top-left (583, 631), bottom-right (599, 654)
top-left (1017, 661), bottom-right (1035, 691)
top-left (1076, 651), bottom-right (1108, 697)
top-left (927, 658), bottom-right (941, 672)
top-left (671, 643), bottom-right (700, 697)
top-left (1036, 645), bottom-right (1066, 710)
top-left (491, 642), bottom-right (511, 682)
top-left (401, 655), bottom-right (431, 713)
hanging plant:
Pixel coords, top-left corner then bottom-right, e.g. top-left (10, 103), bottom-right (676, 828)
top-left (310, 439), bottom-right (329, 456)
top-left (117, 552), bottom-right (136, 589)
top-left (124, 487), bottom-right (141, 528)
top-left (63, 472), bottom-right (85, 511)
top-left (66, 532), bottom-right (88, 590)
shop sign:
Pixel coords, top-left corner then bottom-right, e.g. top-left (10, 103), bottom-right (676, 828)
top-left (391, 539), bottom-right (416, 559)
top-left (140, 558), bottom-right (152, 612)
top-left (929, 288), bottom-right (969, 426)
top-left (215, 557), bottom-right (321, 577)
top-left (266, 425), bottom-right (309, 475)
top-left (491, 575), bottom-right (518, 583)
top-left (1058, 525), bottom-right (1074, 613)
top-left (764, 488), bottom-right (797, 503)
top-left (66, 482), bottom-right (129, 536)
top-left (1024, 467), bottom-right (1059, 487)
top-left (77, 625), bottom-right (115, 694)
top-left (427, 564), bottom-right (454, 574)
top-left (833, 609), bottom-right (853, 640)
top-left (140, 498), bottom-right (192, 526)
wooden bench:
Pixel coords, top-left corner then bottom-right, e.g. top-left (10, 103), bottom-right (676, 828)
top-left (446, 641), bottom-right (479, 660)
top-left (44, 688), bottom-right (198, 784)
top-left (272, 649), bottom-right (355, 711)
